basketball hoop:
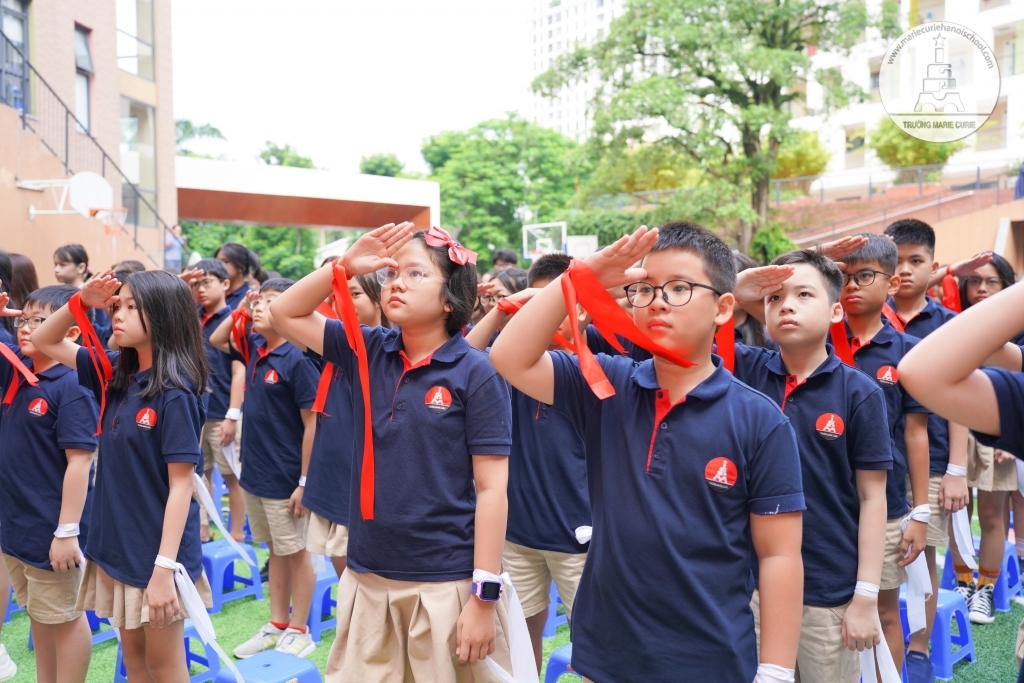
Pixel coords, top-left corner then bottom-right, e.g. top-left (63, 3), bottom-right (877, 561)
top-left (91, 207), bottom-right (129, 235)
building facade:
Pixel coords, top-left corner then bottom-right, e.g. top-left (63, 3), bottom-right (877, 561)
top-left (0, 0), bottom-right (175, 273)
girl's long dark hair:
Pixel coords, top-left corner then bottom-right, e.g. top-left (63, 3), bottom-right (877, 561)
top-left (109, 271), bottom-right (208, 398)
top-left (216, 242), bottom-right (268, 284)
top-left (0, 252), bottom-right (14, 337)
top-left (494, 266), bottom-right (528, 295)
top-left (54, 244), bottom-right (92, 281)
top-left (959, 253), bottom-right (1016, 309)
top-left (354, 273), bottom-right (391, 329)
top-left (411, 231), bottom-right (477, 336)
top-left (9, 254), bottom-right (39, 309)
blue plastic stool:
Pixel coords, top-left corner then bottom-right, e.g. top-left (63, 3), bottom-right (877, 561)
top-left (993, 540), bottom-right (1023, 612)
top-left (28, 610), bottom-right (116, 650)
top-left (940, 546), bottom-right (958, 591)
top-left (114, 619), bottom-right (220, 683)
top-left (307, 565), bottom-right (338, 643)
top-left (213, 650), bottom-right (321, 683)
top-left (544, 643), bottom-right (578, 683)
top-left (3, 586), bottom-right (23, 623)
top-left (211, 469), bottom-right (229, 507)
top-left (202, 539), bottom-right (264, 614)
top-left (930, 588), bottom-right (976, 680)
top-left (542, 582), bottom-right (567, 638)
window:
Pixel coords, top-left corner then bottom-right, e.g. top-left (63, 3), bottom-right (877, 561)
top-left (597, 14), bottom-right (604, 22)
top-left (1, 0), bottom-right (29, 113)
top-left (117, 0), bottom-right (154, 80)
top-left (596, 0), bottom-right (604, 6)
top-left (74, 27), bottom-right (94, 133)
top-left (120, 97), bottom-right (157, 226)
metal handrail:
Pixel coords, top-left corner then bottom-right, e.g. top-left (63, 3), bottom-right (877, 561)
top-left (0, 27), bottom-right (169, 268)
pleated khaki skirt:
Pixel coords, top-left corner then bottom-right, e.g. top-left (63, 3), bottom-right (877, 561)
top-left (75, 560), bottom-right (213, 630)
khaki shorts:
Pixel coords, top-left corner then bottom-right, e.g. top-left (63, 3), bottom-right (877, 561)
top-left (75, 560), bottom-right (212, 630)
top-left (243, 490), bottom-right (308, 556)
top-left (502, 541), bottom-right (586, 620)
top-left (967, 434), bottom-right (1017, 492)
top-left (306, 512), bottom-right (349, 559)
top-left (3, 554), bottom-right (83, 624)
top-left (751, 590), bottom-right (860, 683)
top-left (326, 570), bottom-right (513, 683)
top-left (881, 517), bottom-right (909, 591)
top-left (909, 474), bottom-right (952, 547)
top-left (201, 418), bottom-right (239, 477)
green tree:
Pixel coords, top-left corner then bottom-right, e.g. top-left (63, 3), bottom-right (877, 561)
top-left (750, 224), bottom-right (798, 265)
top-left (259, 142), bottom-right (315, 169)
top-left (579, 140), bottom-right (697, 202)
top-left (535, 0), bottom-right (875, 253)
top-left (867, 117), bottom-right (964, 181)
top-left (175, 120), bottom-right (225, 156)
top-left (772, 131), bottom-right (832, 180)
top-left (360, 153), bottom-right (404, 177)
top-left (424, 114), bottom-right (581, 264)
top-left (180, 222), bottom-right (322, 281)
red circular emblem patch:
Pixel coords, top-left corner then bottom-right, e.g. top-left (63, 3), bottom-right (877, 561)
top-left (425, 386), bottom-right (452, 414)
top-left (815, 413), bottom-right (845, 440)
top-left (704, 457), bottom-right (737, 492)
top-left (27, 398), bottom-right (48, 417)
top-left (136, 407), bottom-right (157, 431)
top-left (876, 365), bottom-right (898, 387)
top-left (264, 369), bottom-right (279, 385)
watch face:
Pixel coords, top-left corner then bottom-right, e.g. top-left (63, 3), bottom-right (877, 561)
top-left (480, 581), bottom-right (502, 601)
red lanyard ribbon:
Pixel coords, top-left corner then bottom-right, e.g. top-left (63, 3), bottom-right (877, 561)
top-left (0, 343), bottom-right (38, 405)
top-left (329, 262), bottom-right (376, 520)
top-left (311, 298), bottom-right (340, 415)
top-left (230, 310), bottom-right (251, 366)
top-left (69, 292), bottom-right (113, 434)
top-left (560, 260), bottom-right (696, 399)
top-left (941, 272), bottom-right (962, 313)
top-left (496, 298), bottom-right (574, 350)
top-left (828, 320), bottom-right (856, 367)
top-left (714, 316), bottom-right (735, 374)
top-left (881, 303), bottom-right (905, 333)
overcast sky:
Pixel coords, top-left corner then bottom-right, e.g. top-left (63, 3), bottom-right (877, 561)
top-left (171, 0), bottom-right (534, 175)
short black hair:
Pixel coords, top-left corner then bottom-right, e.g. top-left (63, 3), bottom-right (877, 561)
top-left (528, 252), bottom-right (573, 286)
top-left (23, 284), bottom-right (79, 313)
top-left (494, 267), bottom-right (528, 295)
top-left (260, 277), bottom-right (295, 294)
top-left (112, 260), bottom-right (146, 274)
top-left (840, 233), bottom-right (897, 274)
top-left (649, 221), bottom-right (735, 294)
top-left (411, 230), bottom-right (478, 336)
top-left (194, 258), bottom-right (230, 283)
top-left (772, 248), bottom-right (844, 304)
top-left (492, 248), bottom-right (519, 266)
top-left (884, 219), bottom-right (936, 255)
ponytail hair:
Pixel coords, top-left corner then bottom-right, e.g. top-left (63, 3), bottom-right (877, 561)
top-left (215, 242), bottom-right (268, 284)
top-left (109, 271), bottom-right (208, 398)
top-left (411, 230), bottom-right (477, 336)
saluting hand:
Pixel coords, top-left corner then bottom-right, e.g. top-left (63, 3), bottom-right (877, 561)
top-left (583, 225), bottom-right (659, 290)
top-left (0, 287), bottom-right (22, 317)
top-left (819, 235), bottom-right (869, 269)
top-left (342, 222), bottom-right (416, 277)
top-left (733, 265), bottom-right (795, 304)
top-left (80, 272), bottom-right (121, 309)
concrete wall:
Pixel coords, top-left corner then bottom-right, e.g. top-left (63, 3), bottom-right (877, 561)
top-left (933, 198), bottom-right (1024, 271)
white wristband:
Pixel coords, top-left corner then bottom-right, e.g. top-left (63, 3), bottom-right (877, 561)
top-left (908, 504), bottom-right (931, 524)
top-left (54, 523), bottom-right (80, 538)
top-left (946, 464), bottom-right (967, 477)
top-left (472, 569), bottom-right (503, 584)
top-left (154, 555), bottom-right (178, 570)
top-left (298, 475), bottom-right (307, 487)
top-left (224, 408), bottom-right (242, 421)
top-left (755, 663), bottom-right (796, 683)
top-left (854, 581), bottom-right (880, 598)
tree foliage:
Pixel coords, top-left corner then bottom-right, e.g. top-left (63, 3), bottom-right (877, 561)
top-left (180, 223), bottom-right (322, 282)
top-left (360, 153), bottom-right (405, 177)
top-left (771, 131), bottom-right (832, 179)
top-left (424, 114), bottom-right (581, 264)
top-left (534, 0), bottom-right (877, 252)
top-left (867, 117), bottom-right (964, 173)
top-left (259, 142), bottom-right (315, 169)
top-left (175, 120), bottom-right (225, 156)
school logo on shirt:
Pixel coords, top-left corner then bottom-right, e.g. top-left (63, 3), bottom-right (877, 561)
top-left (136, 408), bottom-right (157, 431)
top-left (264, 369), bottom-right (279, 385)
top-left (704, 457), bottom-right (737, 492)
top-left (815, 413), bottom-right (844, 441)
top-left (425, 386), bottom-right (452, 414)
top-left (27, 398), bottom-right (48, 418)
top-left (876, 365), bottom-right (899, 387)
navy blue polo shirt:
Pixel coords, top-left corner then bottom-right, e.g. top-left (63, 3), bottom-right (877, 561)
top-left (0, 358), bottom-right (98, 570)
top-left (843, 321), bottom-right (930, 520)
top-left (732, 344), bottom-right (892, 607)
top-left (233, 335), bottom-right (319, 500)
top-left (225, 282), bottom-right (251, 311)
top-left (75, 347), bottom-right (206, 588)
top-left (322, 321), bottom-right (512, 582)
top-left (506, 377), bottom-right (590, 554)
top-left (889, 297), bottom-right (957, 474)
top-left (584, 324), bottom-right (652, 362)
top-left (0, 328), bottom-right (14, 347)
top-left (975, 368), bottom-right (1024, 459)
top-left (302, 350), bottom-right (354, 527)
top-left (550, 352), bottom-right (803, 683)
top-left (201, 306), bottom-right (233, 420)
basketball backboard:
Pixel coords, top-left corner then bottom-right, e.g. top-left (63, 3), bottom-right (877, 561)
top-left (17, 171), bottom-right (114, 220)
top-left (522, 222), bottom-right (567, 261)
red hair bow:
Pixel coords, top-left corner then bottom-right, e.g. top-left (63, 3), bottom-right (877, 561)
top-left (424, 227), bottom-right (477, 266)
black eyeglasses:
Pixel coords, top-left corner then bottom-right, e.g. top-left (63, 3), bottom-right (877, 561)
top-left (843, 269), bottom-right (893, 287)
top-left (623, 280), bottom-right (722, 308)
top-left (14, 316), bottom-right (47, 330)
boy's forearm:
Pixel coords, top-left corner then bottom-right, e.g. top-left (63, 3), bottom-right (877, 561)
top-left (465, 307), bottom-right (508, 351)
top-left (229, 362), bottom-right (244, 410)
top-left (855, 471), bottom-right (887, 586)
top-left (300, 413), bottom-right (315, 477)
top-left (209, 314), bottom-right (234, 352)
top-left (57, 451), bottom-right (93, 525)
top-left (757, 553), bottom-right (803, 667)
top-left (906, 415), bottom-right (931, 508)
top-left (947, 422), bottom-right (968, 468)
top-left (472, 487), bottom-right (507, 575)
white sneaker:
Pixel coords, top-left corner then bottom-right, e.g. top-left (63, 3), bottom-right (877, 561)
top-left (233, 623), bottom-right (284, 659)
top-left (274, 627), bottom-right (317, 658)
top-left (0, 644), bottom-right (17, 682)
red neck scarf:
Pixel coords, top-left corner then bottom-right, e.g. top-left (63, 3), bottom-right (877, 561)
top-left (69, 292), bottom-right (113, 434)
top-left (559, 260), bottom-right (703, 399)
top-left (941, 273), bottom-right (962, 313)
top-left (230, 309), bottom-right (252, 366)
top-left (327, 262), bottom-right (376, 520)
top-left (828, 320), bottom-right (856, 367)
top-left (311, 299), bottom-right (340, 416)
top-left (0, 344), bottom-right (38, 405)
top-left (881, 303), bottom-right (905, 333)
